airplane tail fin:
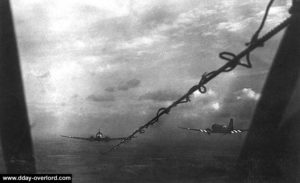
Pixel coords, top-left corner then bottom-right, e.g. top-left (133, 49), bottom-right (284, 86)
top-left (228, 118), bottom-right (234, 131)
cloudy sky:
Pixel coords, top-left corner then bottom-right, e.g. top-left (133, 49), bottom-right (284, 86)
top-left (10, 0), bottom-right (290, 138)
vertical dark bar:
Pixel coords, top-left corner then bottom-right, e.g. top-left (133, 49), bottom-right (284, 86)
top-left (0, 0), bottom-right (36, 173)
top-left (237, 0), bottom-right (300, 181)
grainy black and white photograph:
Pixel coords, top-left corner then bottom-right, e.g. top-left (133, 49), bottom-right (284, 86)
top-left (0, 0), bottom-right (299, 182)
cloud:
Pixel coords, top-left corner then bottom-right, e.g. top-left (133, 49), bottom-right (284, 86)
top-left (105, 87), bottom-right (115, 92)
top-left (104, 79), bottom-right (141, 93)
top-left (217, 21), bottom-right (245, 32)
top-left (86, 94), bottom-right (115, 102)
top-left (12, 1), bottom-right (289, 142)
top-left (117, 79), bottom-right (141, 91)
top-left (71, 94), bottom-right (79, 99)
top-left (214, 88), bottom-right (260, 121)
top-left (178, 88), bottom-right (260, 125)
top-left (139, 90), bottom-right (181, 102)
top-left (236, 88), bottom-right (260, 101)
top-left (138, 4), bottom-right (176, 30)
top-left (32, 71), bottom-right (50, 78)
top-left (117, 35), bottom-right (166, 50)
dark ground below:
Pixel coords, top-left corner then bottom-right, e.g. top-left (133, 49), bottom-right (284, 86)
top-left (29, 136), bottom-right (244, 183)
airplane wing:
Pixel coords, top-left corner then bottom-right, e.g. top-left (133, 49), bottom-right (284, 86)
top-left (230, 129), bottom-right (248, 134)
top-left (178, 127), bottom-right (210, 133)
top-left (105, 137), bottom-right (127, 141)
top-left (61, 135), bottom-right (95, 141)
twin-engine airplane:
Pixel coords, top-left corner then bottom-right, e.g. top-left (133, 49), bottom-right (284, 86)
top-left (178, 118), bottom-right (248, 135)
top-left (61, 129), bottom-right (127, 142)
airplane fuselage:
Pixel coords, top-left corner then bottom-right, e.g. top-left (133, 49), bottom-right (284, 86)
top-left (89, 136), bottom-right (113, 142)
top-left (209, 123), bottom-right (232, 134)
top-left (210, 129), bottom-right (230, 134)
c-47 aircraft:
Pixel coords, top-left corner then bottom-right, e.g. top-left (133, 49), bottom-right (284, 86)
top-left (178, 118), bottom-right (248, 135)
top-left (61, 129), bottom-right (127, 142)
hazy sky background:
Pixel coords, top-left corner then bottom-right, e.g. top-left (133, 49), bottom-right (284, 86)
top-left (10, 0), bottom-right (290, 140)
